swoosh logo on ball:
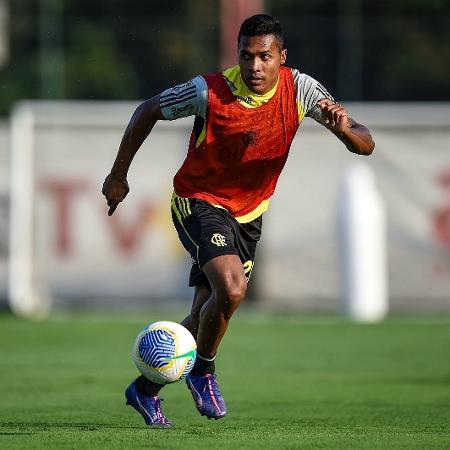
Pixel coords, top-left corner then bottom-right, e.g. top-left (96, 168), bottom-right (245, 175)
top-left (161, 350), bottom-right (196, 361)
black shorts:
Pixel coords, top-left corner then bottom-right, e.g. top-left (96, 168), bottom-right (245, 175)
top-left (171, 195), bottom-right (262, 289)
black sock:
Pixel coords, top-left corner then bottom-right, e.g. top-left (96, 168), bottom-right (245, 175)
top-left (191, 353), bottom-right (216, 375)
top-left (135, 375), bottom-right (164, 397)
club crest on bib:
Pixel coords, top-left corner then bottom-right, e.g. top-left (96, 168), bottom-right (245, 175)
top-left (211, 233), bottom-right (227, 247)
top-left (244, 131), bottom-right (257, 147)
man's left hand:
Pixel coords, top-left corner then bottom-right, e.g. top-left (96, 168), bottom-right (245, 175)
top-left (317, 99), bottom-right (350, 134)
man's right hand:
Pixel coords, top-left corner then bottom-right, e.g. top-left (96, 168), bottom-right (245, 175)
top-left (102, 173), bottom-right (130, 216)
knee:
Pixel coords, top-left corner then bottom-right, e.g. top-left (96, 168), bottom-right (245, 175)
top-left (216, 277), bottom-right (247, 319)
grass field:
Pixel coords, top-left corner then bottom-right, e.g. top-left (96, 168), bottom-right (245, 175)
top-left (1, 311), bottom-right (449, 449)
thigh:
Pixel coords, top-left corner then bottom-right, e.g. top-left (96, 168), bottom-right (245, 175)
top-left (233, 215), bottom-right (263, 281)
top-left (171, 195), bottom-right (239, 268)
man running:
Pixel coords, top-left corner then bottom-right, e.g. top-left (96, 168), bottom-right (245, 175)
top-left (102, 14), bottom-right (375, 427)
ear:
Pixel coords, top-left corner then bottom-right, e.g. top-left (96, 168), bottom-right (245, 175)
top-left (280, 49), bottom-right (287, 65)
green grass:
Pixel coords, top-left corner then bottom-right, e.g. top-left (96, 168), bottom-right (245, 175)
top-left (1, 312), bottom-right (450, 449)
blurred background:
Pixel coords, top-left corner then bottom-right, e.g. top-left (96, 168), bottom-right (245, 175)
top-left (0, 0), bottom-right (449, 317)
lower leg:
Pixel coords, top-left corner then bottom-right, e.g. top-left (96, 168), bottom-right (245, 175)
top-left (180, 284), bottom-right (211, 339)
top-left (196, 294), bottom-right (231, 358)
top-left (185, 255), bottom-right (245, 420)
top-left (135, 375), bottom-right (164, 396)
top-left (189, 294), bottom-right (227, 376)
top-left (195, 255), bottom-right (247, 359)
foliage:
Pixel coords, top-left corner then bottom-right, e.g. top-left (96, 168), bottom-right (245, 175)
top-left (0, 0), bottom-right (449, 115)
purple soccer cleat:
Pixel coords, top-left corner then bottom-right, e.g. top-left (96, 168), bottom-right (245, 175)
top-left (186, 373), bottom-right (227, 419)
top-left (125, 380), bottom-right (172, 428)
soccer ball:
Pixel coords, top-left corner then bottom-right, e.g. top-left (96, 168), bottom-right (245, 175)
top-left (132, 321), bottom-right (197, 385)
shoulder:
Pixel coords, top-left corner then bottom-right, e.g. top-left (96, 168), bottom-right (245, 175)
top-left (289, 69), bottom-right (334, 121)
top-left (160, 75), bottom-right (208, 120)
top-left (279, 68), bottom-right (324, 96)
top-left (221, 65), bottom-right (241, 93)
top-left (290, 69), bottom-right (331, 97)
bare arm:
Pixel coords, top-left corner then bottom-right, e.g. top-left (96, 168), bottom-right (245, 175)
top-left (317, 99), bottom-right (375, 156)
top-left (102, 95), bottom-right (164, 215)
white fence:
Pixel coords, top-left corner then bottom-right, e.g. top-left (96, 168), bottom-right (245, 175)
top-left (0, 121), bottom-right (9, 300)
top-left (259, 103), bottom-right (450, 311)
top-left (1, 101), bottom-right (449, 313)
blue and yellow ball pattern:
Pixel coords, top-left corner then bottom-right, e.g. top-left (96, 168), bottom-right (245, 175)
top-left (132, 321), bottom-right (197, 384)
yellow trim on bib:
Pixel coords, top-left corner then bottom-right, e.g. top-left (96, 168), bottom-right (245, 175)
top-left (172, 192), bottom-right (268, 224)
top-left (195, 122), bottom-right (206, 148)
top-left (235, 199), bottom-right (270, 223)
top-left (297, 100), bottom-right (306, 123)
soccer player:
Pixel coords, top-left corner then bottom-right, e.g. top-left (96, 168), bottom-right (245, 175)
top-left (102, 14), bottom-right (374, 427)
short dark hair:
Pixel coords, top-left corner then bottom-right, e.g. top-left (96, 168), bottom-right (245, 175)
top-left (238, 14), bottom-right (284, 50)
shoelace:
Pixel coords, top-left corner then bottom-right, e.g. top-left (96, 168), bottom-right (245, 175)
top-left (205, 374), bottom-right (221, 398)
top-left (144, 397), bottom-right (170, 424)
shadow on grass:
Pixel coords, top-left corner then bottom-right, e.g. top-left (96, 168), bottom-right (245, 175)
top-left (1, 422), bottom-right (144, 431)
top-left (0, 432), bottom-right (37, 436)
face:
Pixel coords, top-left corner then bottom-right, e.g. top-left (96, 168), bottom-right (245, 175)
top-left (238, 34), bottom-right (287, 95)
